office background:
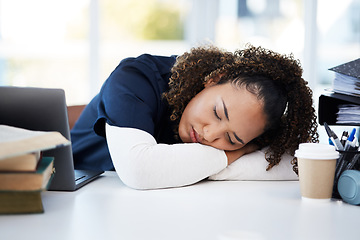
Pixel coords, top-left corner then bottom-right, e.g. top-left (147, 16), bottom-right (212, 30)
top-left (0, 0), bottom-right (359, 142)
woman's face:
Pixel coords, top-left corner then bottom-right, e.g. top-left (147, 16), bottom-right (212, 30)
top-left (178, 82), bottom-right (267, 151)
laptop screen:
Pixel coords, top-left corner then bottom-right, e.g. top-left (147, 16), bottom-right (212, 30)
top-left (0, 86), bottom-right (77, 190)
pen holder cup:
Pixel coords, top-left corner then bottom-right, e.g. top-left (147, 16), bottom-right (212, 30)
top-left (332, 150), bottom-right (360, 199)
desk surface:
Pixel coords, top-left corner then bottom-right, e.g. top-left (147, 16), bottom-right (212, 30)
top-left (1, 172), bottom-right (359, 240)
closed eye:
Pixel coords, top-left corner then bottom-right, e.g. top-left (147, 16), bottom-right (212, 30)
top-left (214, 106), bottom-right (235, 145)
top-left (213, 106), bottom-right (221, 120)
top-left (227, 133), bottom-right (235, 145)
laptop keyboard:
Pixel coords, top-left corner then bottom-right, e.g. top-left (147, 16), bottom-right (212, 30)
top-left (75, 171), bottom-right (87, 181)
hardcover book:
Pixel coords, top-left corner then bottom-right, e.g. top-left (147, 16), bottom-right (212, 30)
top-left (0, 191), bottom-right (44, 214)
top-left (0, 157), bottom-right (55, 191)
top-left (0, 125), bottom-right (70, 161)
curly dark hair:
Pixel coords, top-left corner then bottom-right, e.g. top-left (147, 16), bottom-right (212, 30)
top-left (163, 44), bottom-right (319, 172)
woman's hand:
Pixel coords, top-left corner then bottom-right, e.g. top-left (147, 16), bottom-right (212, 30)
top-left (225, 143), bottom-right (260, 165)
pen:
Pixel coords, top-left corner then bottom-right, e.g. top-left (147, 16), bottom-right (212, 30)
top-left (344, 128), bottom-right (357, 151)
top-left (340, 131), bottom-right (348, 147)
top-left (324, 122), bottom-right (344, 151)
top-left (335, 153), bottom-right (348, 181)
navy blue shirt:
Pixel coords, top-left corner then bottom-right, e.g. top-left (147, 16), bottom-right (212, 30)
top-left (71, 54), bottom-right (179, 171)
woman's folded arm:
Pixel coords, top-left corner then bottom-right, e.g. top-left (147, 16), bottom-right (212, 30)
top-left (105, 123), bottom-right (227, 190)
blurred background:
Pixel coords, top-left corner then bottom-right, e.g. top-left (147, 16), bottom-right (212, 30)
top-left (0, 0), bottom-right (359, 142)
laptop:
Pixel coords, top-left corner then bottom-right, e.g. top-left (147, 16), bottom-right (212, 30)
top-left (0, 86), bottom-right (104, 191)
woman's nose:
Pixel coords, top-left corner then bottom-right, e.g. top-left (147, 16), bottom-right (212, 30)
top-left (203, 123), bottom-right (224, 143)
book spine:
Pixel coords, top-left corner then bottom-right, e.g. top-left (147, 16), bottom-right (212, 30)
top-left (0, 157), bottom-right (54, 191)
top-left (0, 191), bottom-right (44, 214)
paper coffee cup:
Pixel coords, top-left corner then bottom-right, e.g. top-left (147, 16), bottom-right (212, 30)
top-left (295, 143), bottom-right (339, 200)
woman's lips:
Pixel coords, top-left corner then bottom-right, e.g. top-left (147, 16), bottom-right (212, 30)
top-left (190, 127), bottom-right (201, 143)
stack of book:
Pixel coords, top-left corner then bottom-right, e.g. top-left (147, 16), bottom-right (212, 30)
top-left (330, 58), bottom-right (360, 97)
top-left (328, 58), bottom-right (360, 124)
top-left (0, 125), bottom-right (70, 214)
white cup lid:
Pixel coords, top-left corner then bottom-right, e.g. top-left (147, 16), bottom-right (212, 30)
top-left (294, 143), bottom-right (339, 159)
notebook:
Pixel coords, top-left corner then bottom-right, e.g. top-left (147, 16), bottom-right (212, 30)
top-left (0, 86), bottom-right (104, 191)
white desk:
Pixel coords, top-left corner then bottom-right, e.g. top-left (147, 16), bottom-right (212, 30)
top-left (1, 172), bottom-right (359, 240)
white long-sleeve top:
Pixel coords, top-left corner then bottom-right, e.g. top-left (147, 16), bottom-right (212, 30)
top-left (105, 123), bottom-right (227, 190)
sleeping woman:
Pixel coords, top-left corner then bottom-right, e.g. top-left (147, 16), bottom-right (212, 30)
top-left (70, 45), bottom-right (318, 189)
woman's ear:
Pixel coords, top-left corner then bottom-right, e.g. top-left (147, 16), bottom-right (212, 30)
top-left (204, 78), bottom-right (217, 88)
top-left (204, 74), bottom-right (223, 88)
